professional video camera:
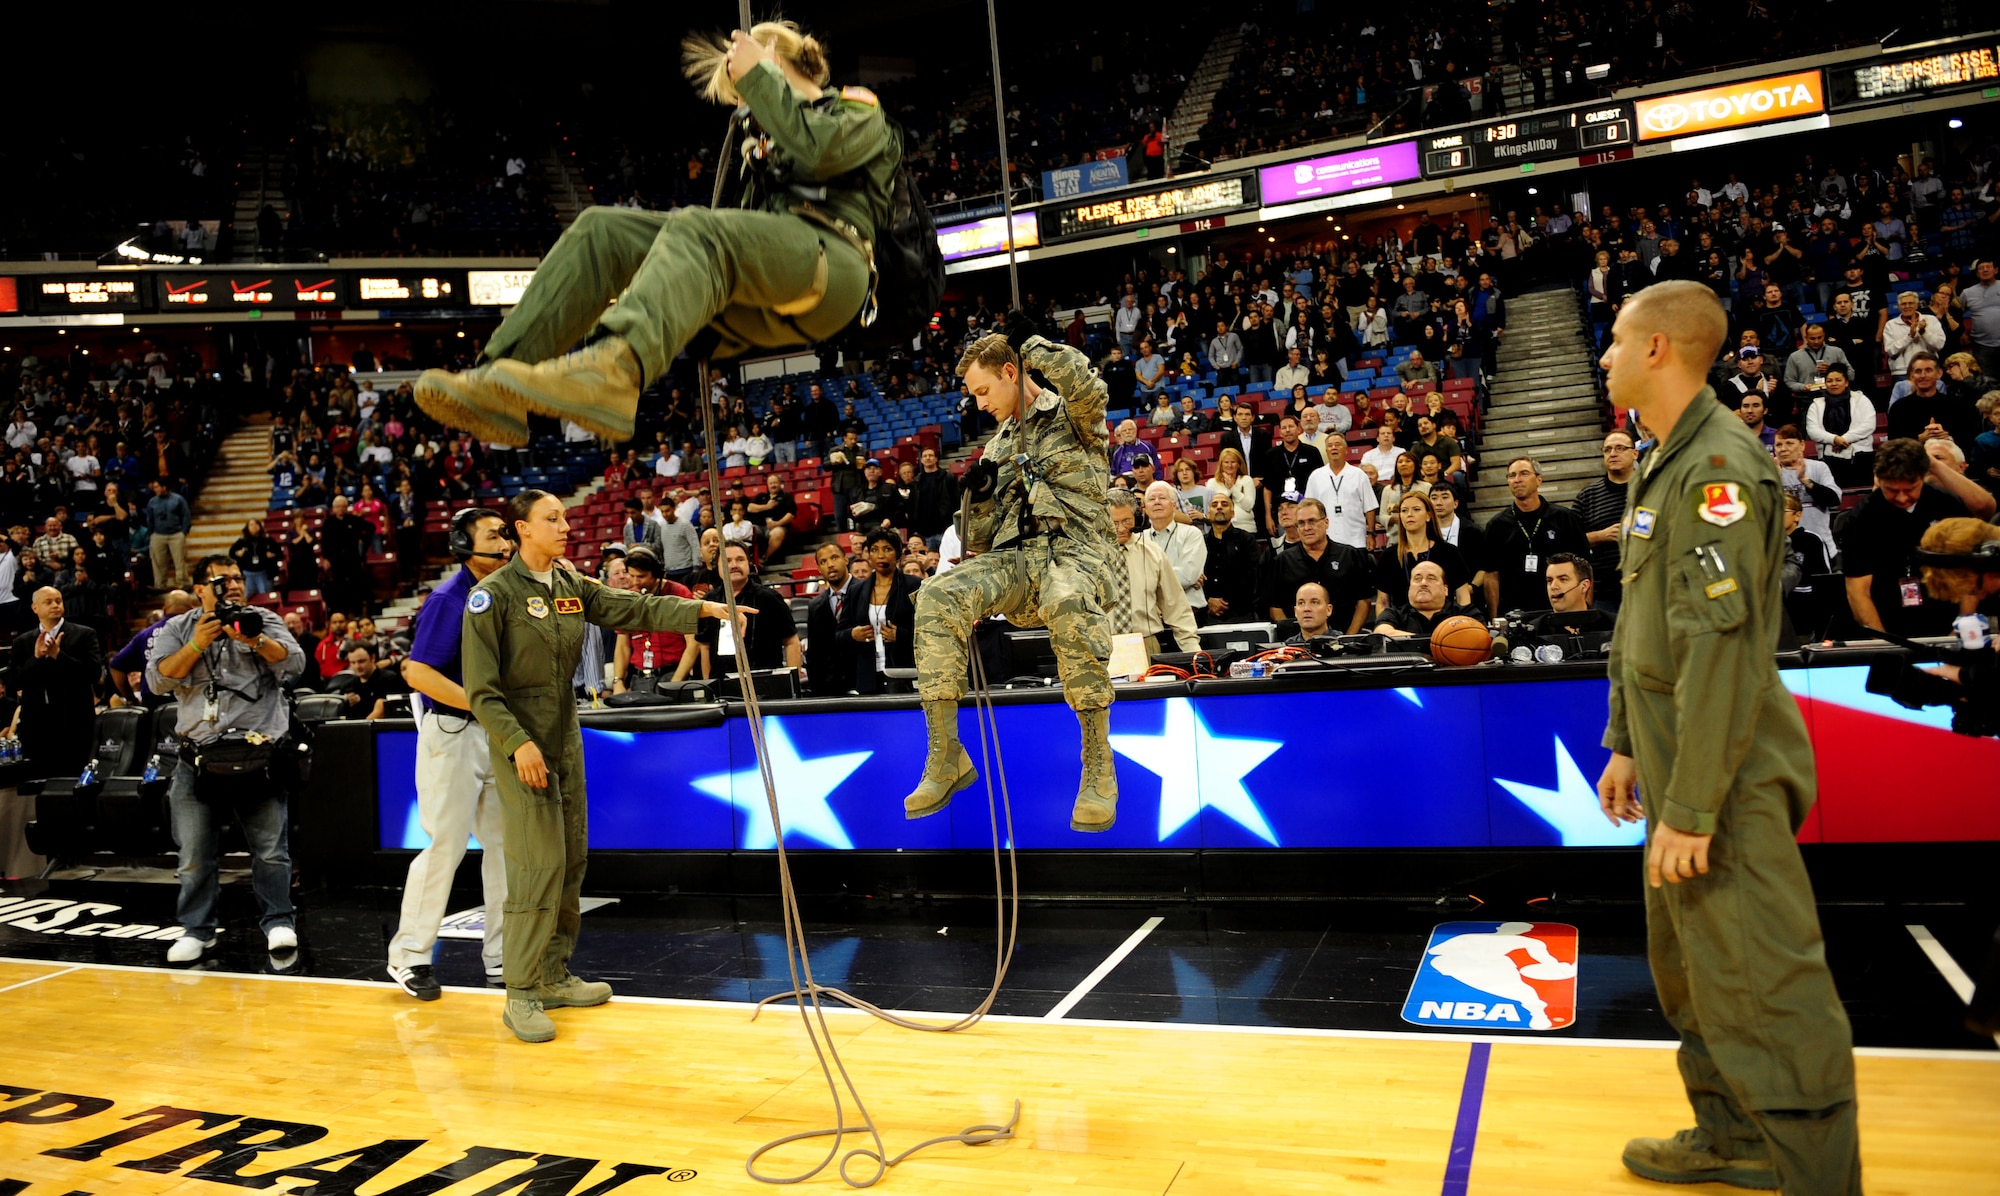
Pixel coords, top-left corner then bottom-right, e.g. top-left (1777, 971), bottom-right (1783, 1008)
top-left (1858, 539), bottom-right (2000, 739)
top-left (207, 573), bottom-right (265, 637)
top-left (1863, 635), bottom-right (1999, 738)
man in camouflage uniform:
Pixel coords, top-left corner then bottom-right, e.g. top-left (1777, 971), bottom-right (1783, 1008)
top-left (906, 331), bottom-right (1129, 831)
top-left (1595, 280), bottom-right (1860, 1193)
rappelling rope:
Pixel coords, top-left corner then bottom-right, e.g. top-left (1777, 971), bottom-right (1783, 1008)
top-left (695, 364), bottom-right (1022, 1188)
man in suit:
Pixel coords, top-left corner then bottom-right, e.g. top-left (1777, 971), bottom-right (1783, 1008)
top-left (804, 542), bottom-right (857, 697)
top-left (8, 586), bottom-right (104, 778)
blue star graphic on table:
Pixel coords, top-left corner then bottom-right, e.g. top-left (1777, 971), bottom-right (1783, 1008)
top-left (690, 718), bottom-right (871, 850)
top-left (720, 933), bottom-right (860, 1002)
top-left (1108, 698), bottom-right (1282, 845)
top-left (1494, 735), bottom-right (1644, 847)
top-left (1168, 951), bottom-right (1284, 1026)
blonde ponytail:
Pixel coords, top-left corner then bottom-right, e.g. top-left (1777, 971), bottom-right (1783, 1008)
top-left (681, 19), bottom-right (831, 106)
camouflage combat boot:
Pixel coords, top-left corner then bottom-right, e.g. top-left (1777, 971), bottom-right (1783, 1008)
top-left (1069, 707), bottom-right (1117, 832)
top-left (503, 990), bottom-right (557, 1043)
top-left (904, 700), bottom-right (976, 819)
top-left (413, 365), bottom-right (532, 447)
top-left (1622, 1129), bottom-right (1778, 1190)
top-left (536, 972), bottom-right (613, 1007)
top-left (486, 336), bottom-right (642, 443)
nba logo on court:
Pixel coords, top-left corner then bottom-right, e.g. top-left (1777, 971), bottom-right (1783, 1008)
top-left (1402, 921), bottom-right (1579, 1030)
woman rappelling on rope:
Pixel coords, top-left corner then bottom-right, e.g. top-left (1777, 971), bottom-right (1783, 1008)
top-left (414, 20), bottom-right (894, 447)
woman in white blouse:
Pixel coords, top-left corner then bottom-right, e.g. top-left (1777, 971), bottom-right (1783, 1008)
top-left (1804, 364), bottom-right (1877, 489)
top-left (720, 424), bottom-right (751, 470)
top-left (1208, 447), bottom-right (1258, 534)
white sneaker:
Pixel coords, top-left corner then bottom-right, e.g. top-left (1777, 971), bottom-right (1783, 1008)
top-left (266, 925), bottom-right (298, 952)
top-left (167, 934), bottom-right (216, 963)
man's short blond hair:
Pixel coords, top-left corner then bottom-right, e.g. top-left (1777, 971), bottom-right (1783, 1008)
top-left (1626, 280), bottom-right (1729, 366)
top-left (956, 334), bottom-right (1018, 379)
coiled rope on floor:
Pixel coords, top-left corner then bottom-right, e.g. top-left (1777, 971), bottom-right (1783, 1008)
top-left (694, 359), bottom-right (1023, 1188)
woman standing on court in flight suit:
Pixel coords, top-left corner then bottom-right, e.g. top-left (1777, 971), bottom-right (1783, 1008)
top-left (463, 489), bottom-right (748, 1043)
top-left (413, 20), bottom-right (896, 446)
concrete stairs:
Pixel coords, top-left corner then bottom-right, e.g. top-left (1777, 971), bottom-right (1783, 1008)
top-left (184, 417), bottom-right (277, 576)
top-left (1167, 30), bottom-right (1245, 170)
top-left (229, 147), bottom-right (288, 263)
top-left (1470, 289), bottom-right (1607, 514)
top-left (542, 147), bottom-right (591, 231)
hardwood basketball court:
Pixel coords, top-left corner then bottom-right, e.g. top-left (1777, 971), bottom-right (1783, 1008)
top-left (2, 958), bottom-right (1994, 1195)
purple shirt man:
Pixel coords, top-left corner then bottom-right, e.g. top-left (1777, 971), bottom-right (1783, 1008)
top-left (405, 566), bottom-right (475, 715)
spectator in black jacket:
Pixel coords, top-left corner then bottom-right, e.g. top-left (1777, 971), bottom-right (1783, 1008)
top-left (837, 528), bottom-right (920, 694)
top-left (1199, 492), bottom-right (1261, 625)
top-left (804, 542), bottom-right (856, 698)
top-left (320, 495), bottom-right (373, 617)
top-left (850, 459), bottom-right (905, 530)
top-left (8, 586), bottom-right (103, 779)
top-left (1482, 457), bottom-right (1591, 615)
top-left (230, 518), bottom-right (284, 597)
top-left (1886, 353), bottom-right (1981, 450)
top-left (906, 447), bottom-right (959, 548)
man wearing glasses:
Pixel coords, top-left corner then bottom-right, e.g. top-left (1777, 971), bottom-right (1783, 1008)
top-left (1570, 431), bottom-right (1636, 612)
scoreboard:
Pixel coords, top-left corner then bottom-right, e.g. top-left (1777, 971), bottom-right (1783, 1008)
top-left (1047, 174), bottom-right (1256, 241)
top-left (1419, 104), bottom-right (1632, 177)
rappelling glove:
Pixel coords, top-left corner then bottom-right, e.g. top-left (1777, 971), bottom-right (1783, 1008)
top-left (963, 457), bottom-right (1001, 502)
top-left (1002, 310), bottom-right (1039, 353)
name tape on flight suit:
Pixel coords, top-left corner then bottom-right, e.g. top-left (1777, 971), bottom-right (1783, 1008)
top-left (554, 597), bottom-right (584, 614)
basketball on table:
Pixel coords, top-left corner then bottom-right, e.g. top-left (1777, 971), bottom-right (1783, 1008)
top-left (1430, 615), bottom-right (1492, 667)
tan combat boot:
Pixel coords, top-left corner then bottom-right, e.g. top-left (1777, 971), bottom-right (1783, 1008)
top-left (537, 972), bottom-right (613, 1007)
top-left (1069, 708), bottom-right (1117, 832)
top-left (502, 990), bottom-right (557, 1043)
top-left (413, 365), bottom-right (532, 447)
top-left (904, 700), bottom-right (976, 819)
top-left (486, 337), bottom-right (643, 443)
top-left (1622, 1129), bottom-right (1778, 1190)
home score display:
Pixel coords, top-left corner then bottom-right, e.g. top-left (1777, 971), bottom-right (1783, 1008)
top-left (1419, 104), bottom-right (1632, 177)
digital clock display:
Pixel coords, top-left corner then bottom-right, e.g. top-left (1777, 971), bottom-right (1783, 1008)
top-left (1050, 175), bottom-right (1254, 241)
top-left (1419, 104), bottom-right (1632, 177)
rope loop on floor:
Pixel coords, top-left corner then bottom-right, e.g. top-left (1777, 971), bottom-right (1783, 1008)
top-left (695, 359), bottom-right (1024, 1188)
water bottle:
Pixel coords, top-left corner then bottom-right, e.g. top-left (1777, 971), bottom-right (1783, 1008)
top-left (79, 757), bottom-right (100, 787)
top-left (1228, 660), bottom-right (1269, 679)
top-left (142, 753), bottom-right (161, 785)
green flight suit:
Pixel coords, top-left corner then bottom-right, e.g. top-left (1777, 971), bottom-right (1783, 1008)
top-left (462, 555), bottom-right (704, 994)
top-left (485, 60), bottom-right (897, 382)
top-left (915, 336), bottom-right (1129, 711)
top-left (1604, 389), bottom-right (1860, 1194)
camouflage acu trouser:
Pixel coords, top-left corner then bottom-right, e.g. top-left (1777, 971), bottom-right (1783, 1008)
top-left (915, 535), bottom-right (1113, 711)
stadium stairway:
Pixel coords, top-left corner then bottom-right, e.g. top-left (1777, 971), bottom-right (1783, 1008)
top-left (542, 146), bottom-right (591, 231)
top-left (1168, 29), bottom-right (1246, 168)
top-left (229, 147), bottom-right (288, 263)
top-left (1469, 288), bottom-right (1609, 514)
top-left (183, 416), bottom-right (278, 580)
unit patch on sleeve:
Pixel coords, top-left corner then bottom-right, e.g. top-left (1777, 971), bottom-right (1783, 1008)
top-left (1697, 482), bottom-right (1746, 527)
top-left (467, 589), bottom-right (492, 614)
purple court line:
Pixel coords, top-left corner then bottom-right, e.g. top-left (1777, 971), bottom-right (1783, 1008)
top-left (1440, 1041), bottom-right (1492, 1195)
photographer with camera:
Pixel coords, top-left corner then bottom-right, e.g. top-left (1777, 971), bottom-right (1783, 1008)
top-left (145, 555), bottom-right (306, 964)
top-left (1883, 517), bottom-right (2000, 1036)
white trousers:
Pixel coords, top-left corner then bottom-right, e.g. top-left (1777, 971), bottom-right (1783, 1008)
top-left (388, 708), bottom-right (507, 972)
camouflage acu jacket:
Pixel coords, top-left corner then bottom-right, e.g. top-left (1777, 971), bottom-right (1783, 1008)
top-left (964, 335), bottom-right (1131, 633)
